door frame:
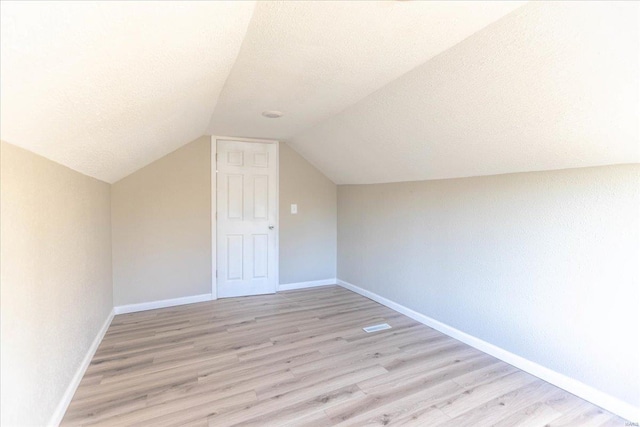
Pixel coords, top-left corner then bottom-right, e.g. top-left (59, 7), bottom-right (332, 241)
top-left (211, 135), bottom-right (280, 300)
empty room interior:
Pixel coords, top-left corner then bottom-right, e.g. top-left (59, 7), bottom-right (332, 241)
top-left (1, 1), bottom-right (639, 426)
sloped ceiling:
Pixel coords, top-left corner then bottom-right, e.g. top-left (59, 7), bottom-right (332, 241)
top-left (0, 1), bottom-right (255, 183)
top-left (208, 0), bottom-right (525, 139)
top-left (289, 1), bottom-right (640, 184)
top-left (1, 1), bottom-right (638, 184)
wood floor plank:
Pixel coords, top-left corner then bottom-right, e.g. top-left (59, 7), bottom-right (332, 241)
top-left (61, 286), bottom-right (630, 426)
top-left (436, 370), bottom-right (541, 418)
top-left (226, 384), bottom-right (366, 427)
top-left (545, 400), bottom-right (629, 427)
top-left (281, 409), bottom-right (334, 427)
top-left (492, 400), bottom-right (562, 427)
top-left (88, 390), bottom-right (257, 427)
top-left (436, 380), bottom-right (561, 427)
top-left (327, 379), bottom-right (460, 425)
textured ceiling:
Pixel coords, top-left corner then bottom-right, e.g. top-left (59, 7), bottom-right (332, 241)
top-left (208, 0), bottom-right (525, 140)
top-left (1, 1), bottom-right (638, 184)
top-left (290, 1), bottom-right (640, 184)
top-left (0, 1), bottom-right (255, 183)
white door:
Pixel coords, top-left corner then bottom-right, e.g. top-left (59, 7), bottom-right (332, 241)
top-left (217, 140), bottom-right (277, 298)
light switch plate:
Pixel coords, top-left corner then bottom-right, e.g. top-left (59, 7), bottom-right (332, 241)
top-left (291, 204), bottom-right (298, 214)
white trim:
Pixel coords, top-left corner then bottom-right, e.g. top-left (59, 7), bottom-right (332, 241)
top-left (210, 135), bottom-right (217, 300)
top-left (278, 278), bottom-right (336, 291)
top-left (275, 140), bottom-right (280, 295)
top-left (113, 294), bottom-right (212, 315)
top-left (212, 135), bottom-right (280, 144)
top-left (212, 136), bottom-right (280, 298)
top-left (48, 308), bottom-right (115, 427)
top-left (336, 279), bottom-right (639, 422)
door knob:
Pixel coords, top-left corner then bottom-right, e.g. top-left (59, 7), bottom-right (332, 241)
top-left (269, 225), bottom-right (274, 230)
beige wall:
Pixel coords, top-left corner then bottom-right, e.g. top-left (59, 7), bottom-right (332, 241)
top-left (112, 136), bottom-right (212, 305)
top-left (0, 136), bottom-right (337, 424)
top-left (338, 164), bottom-right (640, 409)
top-left (0, 141), bottom-right (113, 426)
top-left (279, 143), bottom-right (337, 284)
top-left (112, 138), bottom-right (337, 305)
top-left (4, 131), bottom-right (635, 422)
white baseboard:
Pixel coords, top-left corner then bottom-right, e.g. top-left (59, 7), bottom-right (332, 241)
top-left (278, 278), bottom-right (336, 292)
top-left (113, 293), bottom-right (213, 315)
top-left (336, 279), bottom-right (639, 422)
top-left (48, 308), bottom-right (115, 427)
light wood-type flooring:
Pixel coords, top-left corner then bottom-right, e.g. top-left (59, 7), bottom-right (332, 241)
top-left (62, 286), bottom-right (628, 426)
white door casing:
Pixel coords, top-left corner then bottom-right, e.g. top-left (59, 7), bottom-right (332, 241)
top-left (216, 139), bottom-right (278, 298)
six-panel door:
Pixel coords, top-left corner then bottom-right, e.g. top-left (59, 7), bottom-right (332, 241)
top-left (217, 140), bottom-right (277, 298)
